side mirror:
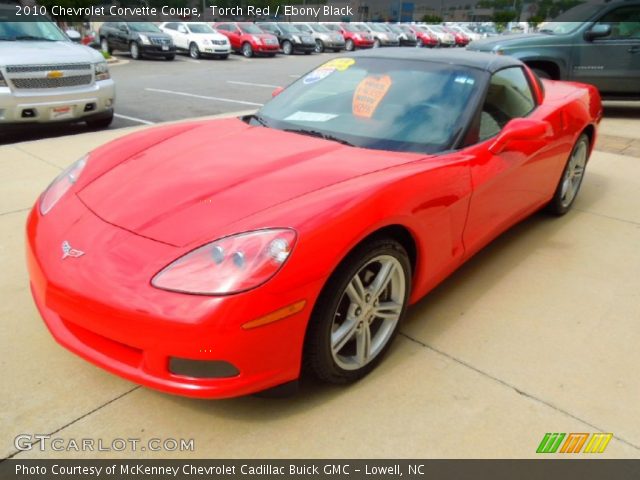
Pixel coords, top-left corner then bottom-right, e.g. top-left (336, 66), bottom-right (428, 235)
top-left (272, 86), bottom-right (284, 98)
top-left (585, 23), bottom-right (611, 41)
top-left (66, 29), bottom-right (81, 42)
top-left (489, 118), bottom-right (551, 154)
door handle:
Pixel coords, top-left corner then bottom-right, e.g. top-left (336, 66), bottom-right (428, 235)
top-left (629, 46), bottom-right (640, 54)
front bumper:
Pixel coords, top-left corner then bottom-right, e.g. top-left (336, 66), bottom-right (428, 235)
top-left (139, 44), bottom-right (176, 56)
top-left (255, 43), bottom-right (280, 53)
top-left (26, 196), bottom-right (315, 398)
top-left (200, 45), bottom-right (231, 55)
top-left (293, 42), bottom-right (316, 53)
top-left (0, 79), bottom-right (115, 125)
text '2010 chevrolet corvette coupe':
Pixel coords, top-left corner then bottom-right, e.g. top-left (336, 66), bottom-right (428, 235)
top-left (27, 50), bottom-right (602, 398)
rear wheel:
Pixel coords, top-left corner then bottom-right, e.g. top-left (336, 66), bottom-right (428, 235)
top-left (547, 134), bottom-right (590, 215)
top-left (242, 42), bottom-right (253, 58)
top-left (189, 42), bottom-right (200, 59)
top-left (304, 238), bottom-right (411, 384)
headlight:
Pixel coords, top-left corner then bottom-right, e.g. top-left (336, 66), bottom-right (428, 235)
top-left (39, 156), bottom-right (88, 215)
top-left (292, 35), bottom-right (301, 43)
top-left (152, 229), bottom-right (297, 295)
top-left (138, 34), bottom-right (150, 45)
top-left (0, 69), bottom-right (7, 87)
top-left (354, 34), bottom-right (361, 40)
top-left (252, 35), bottom-right (262, 44)
top-left (94, 62), bottom-right (110, 81)
top-left (202, 39), bottom-right (211, 45)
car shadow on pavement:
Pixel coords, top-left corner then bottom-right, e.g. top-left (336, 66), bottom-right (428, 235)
top-left (0, 125), bottom-right (111, 146)
top-left (602, 101), bottom-right (640, 119)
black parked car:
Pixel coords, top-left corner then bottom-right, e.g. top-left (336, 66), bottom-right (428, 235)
top-left (99, 22), bottom-right (175, 60)
top-left (256, 22), bottom-right (315, 55)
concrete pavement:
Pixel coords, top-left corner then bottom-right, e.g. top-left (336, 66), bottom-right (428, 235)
top-left (1, 109), bottom-right (639, 459)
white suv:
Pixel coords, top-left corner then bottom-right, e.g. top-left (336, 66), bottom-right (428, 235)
top-left (0, 15), bottom-right (115, 129)
top-left (159, 22), bottom-right (231, 59)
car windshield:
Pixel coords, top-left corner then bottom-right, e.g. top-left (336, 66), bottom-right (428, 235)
top-left (0, 21), bottom-right (67, 41)
top-left (188, 24), bottom-right (214, 34)
top-left (129, 23), bottom-right (161, 33)
top-left (297, 24), bottom-right (313, 33)
top-left (311, 23), bottom-right (330, 33)
top-left (280, 23), bottom-right (301, 33)
top-left (239, 24), bottom-right (263, 34)
top-left (343, 24), bottom-right (365, 33)
top-left (324, 24), bottom-right (340, 32)
top-left (370, 24), bottom-right (387, 32)
top-left (256, 57), bottom-right (484, 154)
top-left (399, 25), bottom-right (414, 33)
top-left (388, 25), bottom-right (403, 34)
top-left (430, 25), bottom-right (445, 33)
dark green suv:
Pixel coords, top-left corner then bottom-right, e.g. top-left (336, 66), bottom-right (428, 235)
top-left (468, 0), bottom-right (640, 99)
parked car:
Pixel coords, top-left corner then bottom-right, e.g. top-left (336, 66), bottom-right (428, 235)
top-left (408, 25), bottom-right (439, 48)
top-left (159, 22), bottom-right (230, 59)
top-left (256, 22), bottom-right (315, 55)
top-left (296, 23), bottom-right (345, 53)
top-left (449, 24), bottom-right (481, 42)
top-left (469, 0), bottom-right (640, 99)
top-left (362, 23), bottom-right (400, 48)
top-left (214, 22), bottom-right (279, 58)
top-left (443, 26), bottom-right (470, 47)
top-left (0, 16), bottom-right (115, 129)
top-left (334, 23), bottom-right (375, 51)
top-left (423, 25), bottom-right (455, 47)
top-left (387, 24), bottom-right (418, 46)
top-left (99, 22), bottom-right (175, 60)
top-left (27, 49), bottom-right (601, 398)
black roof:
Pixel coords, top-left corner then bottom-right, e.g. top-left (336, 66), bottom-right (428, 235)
top-left (351, 48), bottom-right (523, 73)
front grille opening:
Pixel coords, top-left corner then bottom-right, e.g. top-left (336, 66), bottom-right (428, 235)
top-left (21, 108), bottom-right (36, 118)
top-left (169, 358), bottom-right (239, 379)
top-left (12, 75), bottom-right (92, 89)
top-left (84, 103), bottom-right (96, 112)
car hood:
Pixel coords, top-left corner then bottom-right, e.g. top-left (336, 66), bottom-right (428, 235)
top-left (191, 32), bottom-right (228, 41)
top-left (469, 33), bottom-right (555, 51)
top-left (78, 119), bottom-right (423, 247)
top-left (0, 41), bottom-right (103, 65)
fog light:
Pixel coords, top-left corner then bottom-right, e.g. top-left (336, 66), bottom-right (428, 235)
top-left (105, 98), bottom-right (113, 107)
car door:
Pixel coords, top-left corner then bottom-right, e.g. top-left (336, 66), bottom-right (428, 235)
top-left (114, 23), bottom-right (129, 50)
top-left (463, 67), bottom-right (561, 255)
top-left (174, 23), bottom-right (190, 50)
top-left (572, 5), bottom-right (640, 94)
top-left (219, 24), bottom-right (239, 50)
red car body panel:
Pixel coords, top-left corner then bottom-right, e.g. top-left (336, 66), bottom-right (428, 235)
top-left (409, 26), bottom-right (438, 47)
top-left (26, 63), bottom-right (601, 398)
top-left (214, 22), bottom-right (279, 54)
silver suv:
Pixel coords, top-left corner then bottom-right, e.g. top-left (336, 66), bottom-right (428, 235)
top-left (0, 16), bottom-right (115, 129)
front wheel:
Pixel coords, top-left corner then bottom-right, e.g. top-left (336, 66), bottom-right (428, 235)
top-left (304, 238), bottom-right (411, 384)
top-left (417, 38), bottom-right (423, 48)
top-left (315, 39), bottom-right (324, 53)
top-left (242, 42), bottom-right (253, 58)
top-left (100, 38), bottom-right (111, 54)
top-left (189, 42), bottom-right (200, 59)
top-left (129, 41), bottom-right (141, 60)
top-left (373, 38), bottom-right (381, 48)
top-left (547, 133), bottom-right (590, 215)
top-left (282, 40), bottom-right (293, 55)
top-left (345, 39), bottom-right (354, 51)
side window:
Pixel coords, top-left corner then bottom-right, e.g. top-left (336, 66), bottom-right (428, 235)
top-left (216, 24), bottom-right (228, 31)
top-left (479, 67), bottom-right (536, 141)
top-left (596, 6), bottom-right (640, 39)
top-left (164, 23), bottom-right (176, 30)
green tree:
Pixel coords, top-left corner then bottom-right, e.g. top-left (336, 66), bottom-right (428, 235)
top-left (421, 14), bottom-right (442, 23)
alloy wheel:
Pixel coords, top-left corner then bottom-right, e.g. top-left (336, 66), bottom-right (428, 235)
top-left (560, 139), bottom-right (587, 208)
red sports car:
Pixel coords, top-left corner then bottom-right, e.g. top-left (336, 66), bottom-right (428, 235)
top-left (27, 50), bottom-right (601, 398)
top-left (214, 22), bottom-right (279, 58)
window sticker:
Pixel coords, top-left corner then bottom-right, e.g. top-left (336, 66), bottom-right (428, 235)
top-left (352, 75), bottom-right (393, 119)
top-left (454, 75), bottom-right (475, 85)
top-left (285, 111), bottom-right (339, 122)
top-left (303, 58), bottom-right (355, 85)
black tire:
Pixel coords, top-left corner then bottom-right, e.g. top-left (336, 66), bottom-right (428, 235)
top-left (129, 41), bottom-right (141, 60)
top-left (304, 237), bottom-right (412, 384)
top-left (315, 39), bottom-right (324, 53)
top-left (532, 68), bottom-right (552, 80)
top-left (417, 38), bottom-right (423, 48)
top-left (345, 39), bottom-right (354, 51)
top-left (189, 42), bottom-right (200, 59)
top-left (547, 134), bottom-right (590, 216)
top-left (164, 54), bottom-right (175, 61)
top-left (373, 38), bottom-right (381, 48)
top-left (100, 37), bottom-right (111, 55)
top-left (218, 54), bottom-right (229, 60)
top-left (241, 42), bottom-right (253, 58)
top-left (86, 113), bottom-right (114, 130)
top-left (282, 40), bottom-right (293, 55)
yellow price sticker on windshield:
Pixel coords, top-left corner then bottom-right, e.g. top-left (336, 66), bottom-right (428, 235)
top-left (323, 58), bottom-right (355, 71)
top-left (352, 75), bottom-right (392, 119)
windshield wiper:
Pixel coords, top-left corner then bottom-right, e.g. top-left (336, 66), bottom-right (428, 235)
top-left (14, 35), bottom-right (55, 41)
top-left (284, 128), bottom-right (354, 147)
top-left (243, 113), bottom-right (269, 127)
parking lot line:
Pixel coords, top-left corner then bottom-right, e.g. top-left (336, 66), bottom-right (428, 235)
top-left (113, 113), bottom-right (155, 125)
top-left (145, 88), bottom-right (264, 106)
top-left (227, 80), bottom-right (280, 88)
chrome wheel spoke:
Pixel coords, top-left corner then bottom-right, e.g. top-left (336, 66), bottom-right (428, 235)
top-left (346, 274), bottom-right (366, 307)
top-left (374, 301), bottom-right (402, 320)
top-left (332, 317), bottom-right (359, 354)
top-left (370, 260), bottom-right (395, 299)
top-left (355, 323), bottom-right (371, 366)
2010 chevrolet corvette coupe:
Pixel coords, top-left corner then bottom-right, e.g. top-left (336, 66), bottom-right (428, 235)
top-left (27, 50), bottom-right (602, 398)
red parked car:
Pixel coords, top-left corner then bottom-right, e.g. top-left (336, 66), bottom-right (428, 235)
top-left (214, 22), bottom-right (279, 57)
top-left (409, 25), bottom-right (439, 48)
top-left (336, 23), bottom-right (374, 51)
top-left (27, 50), bottom-right (601, 398)
top-left (443, 26), bottom-right (470, 47)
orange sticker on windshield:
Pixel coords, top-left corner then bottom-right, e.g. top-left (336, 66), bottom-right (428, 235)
top-left (352, 75), bottom-right (392, 119)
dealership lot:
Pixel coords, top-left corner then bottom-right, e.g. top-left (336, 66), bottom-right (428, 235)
top-left (1, 53), bottom-right (640, 459)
